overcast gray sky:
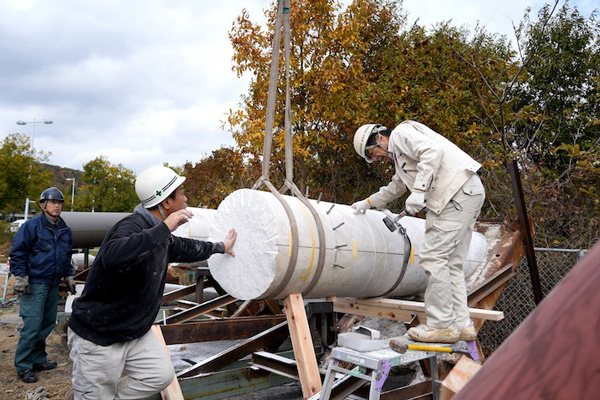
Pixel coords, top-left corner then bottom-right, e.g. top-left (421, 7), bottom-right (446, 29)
top-left (0, 0), bottom-right (596, 174)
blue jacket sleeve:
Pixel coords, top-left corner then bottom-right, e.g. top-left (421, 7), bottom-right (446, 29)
top-left (8, 222), bottom-right (33, 277)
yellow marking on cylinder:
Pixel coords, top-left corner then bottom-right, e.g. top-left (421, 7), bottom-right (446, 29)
top-left (288, 229), bottom-right (292, 256)
top-left (298, 206), bottom-right (315, 282)
top-left (352, 240), bottom-right (358, 258)
top-left (409, 246), bottom-right (415, 264)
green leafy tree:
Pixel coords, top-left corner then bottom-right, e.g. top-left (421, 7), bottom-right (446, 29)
top-left (446, 1), bottom-right (599, 246)
top-left (76, 156), bottom-right (138, 212)
top-left (0, 133), bottom-right (52, 215)
top-left (513, 2), bottom-right (599, 169)
top-left (515, 2), bottom-right (600, 247)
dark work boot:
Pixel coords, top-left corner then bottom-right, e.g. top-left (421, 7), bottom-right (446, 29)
top-left (33, 360), bottom-right (58, 371)
top-left (18, 369), bottom-right (39, 383)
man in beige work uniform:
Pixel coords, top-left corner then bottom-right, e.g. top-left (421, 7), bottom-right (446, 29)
top-left (352, 121), bottom-right (485, 343)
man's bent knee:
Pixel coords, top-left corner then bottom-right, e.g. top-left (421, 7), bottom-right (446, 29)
top-left (149, 364), bottom-right (174, 392)
top-left (158, 367), bottom-right (175, 390)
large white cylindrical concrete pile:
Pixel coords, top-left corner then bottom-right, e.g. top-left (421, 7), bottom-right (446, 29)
top-left (209, 189), bottom-right (487, 300)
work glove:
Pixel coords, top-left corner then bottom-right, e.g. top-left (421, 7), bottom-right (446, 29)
top-left (405, 191), bottom-right (426, 216)
top-left (13, 275), bottom-right (30, 294)
top-left (351, 198), bottom-right (372, 214)
top-left (65, 276), bottom-right (77, 295)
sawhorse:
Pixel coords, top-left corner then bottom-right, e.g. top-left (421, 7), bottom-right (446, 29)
top-left (315, 346), bottom-right (440, 400)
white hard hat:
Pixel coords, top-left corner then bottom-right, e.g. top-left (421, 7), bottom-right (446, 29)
top-left (135, 166), bottom-right (186, 208)
top-left (354, 124), bottom-right (386, 163)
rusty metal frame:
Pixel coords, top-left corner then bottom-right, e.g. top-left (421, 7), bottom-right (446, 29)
top-left (177, 321), bottom-right (290, 378)
top-left (160, 315), bottom-right (287, 344)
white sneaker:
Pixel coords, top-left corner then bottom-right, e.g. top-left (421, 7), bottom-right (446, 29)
top-left (459, 325), bottom-right (477, 341)
top-left (407, 325), bottom-right (460, 343)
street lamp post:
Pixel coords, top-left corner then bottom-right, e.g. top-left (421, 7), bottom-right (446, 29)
top-left (15, 119), bottom-right (53, 220)
top-left (66, 177), bottom-right (76, 211)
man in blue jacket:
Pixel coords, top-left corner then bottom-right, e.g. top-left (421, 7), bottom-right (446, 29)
top-left (9, 187), bottom-right (77, 383)
top-left (67, 166), bottom-right (237, 400)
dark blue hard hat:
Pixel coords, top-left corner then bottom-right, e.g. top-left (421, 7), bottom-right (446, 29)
top-left (39, 187), bottom-right (65, 203)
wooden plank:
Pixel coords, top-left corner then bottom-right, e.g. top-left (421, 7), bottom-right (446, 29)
top-left (151, 325), bottom-right (184, 400)
top-left (440, 355), bottom-right (481, 400)
top-left (330, 297), bottom-right (504, 321)
top-left (333, 300), bottom-right (421, 322)
top-left (284, 293), bottom-right (322, 399)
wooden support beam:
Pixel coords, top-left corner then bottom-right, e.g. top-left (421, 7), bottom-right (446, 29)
top-left (284, 293), bottom-right (322, 399)
top-left (329, 297), bottom-right (504, 321)
top-left (151, 325), bottom-right (184, 400)
top-left (332, 299), bottom-right (420, 322)
top-left (440, 355), bottom-right (481, 400)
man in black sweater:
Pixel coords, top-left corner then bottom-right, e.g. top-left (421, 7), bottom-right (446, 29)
top-left (67, 166), bottom-right (236, 399)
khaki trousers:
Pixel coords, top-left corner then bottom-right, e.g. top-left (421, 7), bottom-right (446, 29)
top-left (68, 327), bottom-right (173, 400)
top-left (419, 173), bottom-right (485, 329)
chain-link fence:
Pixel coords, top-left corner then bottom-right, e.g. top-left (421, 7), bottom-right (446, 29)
top-left (478, 248), bottom-right (588, 357)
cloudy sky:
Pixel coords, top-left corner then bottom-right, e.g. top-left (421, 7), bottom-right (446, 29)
top-left (0, 0), bottom-right (596, 174)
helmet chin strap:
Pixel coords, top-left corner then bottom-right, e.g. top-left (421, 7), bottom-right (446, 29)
top-left (158, 204), bottom-right (167, 221)
top-left (375, 134), bottom-right (393, 160)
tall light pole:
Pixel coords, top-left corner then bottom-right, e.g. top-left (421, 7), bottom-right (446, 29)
top-left (15, 119), bottom-right (53, 220)
top-left (66, 177), bottom-right (76, 211)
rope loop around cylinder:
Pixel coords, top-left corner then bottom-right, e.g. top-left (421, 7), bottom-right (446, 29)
top-left (377, 222), bottom-right (412, 298)
top-left (256, 179), bottom-right (300, 300)
top-left (283, 181), bottom-right (327, 297)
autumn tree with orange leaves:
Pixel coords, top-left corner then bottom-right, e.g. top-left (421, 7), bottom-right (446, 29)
top-left (225, 0), bottom-right (512, 205)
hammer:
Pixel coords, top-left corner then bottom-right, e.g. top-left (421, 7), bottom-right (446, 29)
top-left (389, 336), bottom-right (472, 357)
top-left (381, 209), bottom-right (406, 232)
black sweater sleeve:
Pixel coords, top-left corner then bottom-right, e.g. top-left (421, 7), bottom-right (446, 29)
top-left (169, 236), bottom-right (224, 263)
top-left (99, 217), bottom-right (172, 273)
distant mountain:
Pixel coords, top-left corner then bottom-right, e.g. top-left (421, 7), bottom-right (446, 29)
top-left (40, 163), bottom-right (84, 192)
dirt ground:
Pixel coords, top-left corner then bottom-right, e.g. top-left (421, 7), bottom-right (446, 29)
top-left (0, 301), bottom-right (73, 400)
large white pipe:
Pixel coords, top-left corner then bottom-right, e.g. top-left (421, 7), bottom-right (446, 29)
top-left (209, 189), bottom-right (487, 300)
top-left (62, 209), bottom-right (214, 249)
top-left (61, 212), bottom-right (128, 248)
top-left (172, 208), bottom-right (216, 240)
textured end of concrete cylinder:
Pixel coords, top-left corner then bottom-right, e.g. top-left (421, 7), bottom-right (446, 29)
top-left (210, 190), bottom-right (280, 299)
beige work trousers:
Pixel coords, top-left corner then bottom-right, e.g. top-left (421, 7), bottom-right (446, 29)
top-left (419, 173), bottom-right (485, 329)
top-left (68, 327), bottom-right (174, 400)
